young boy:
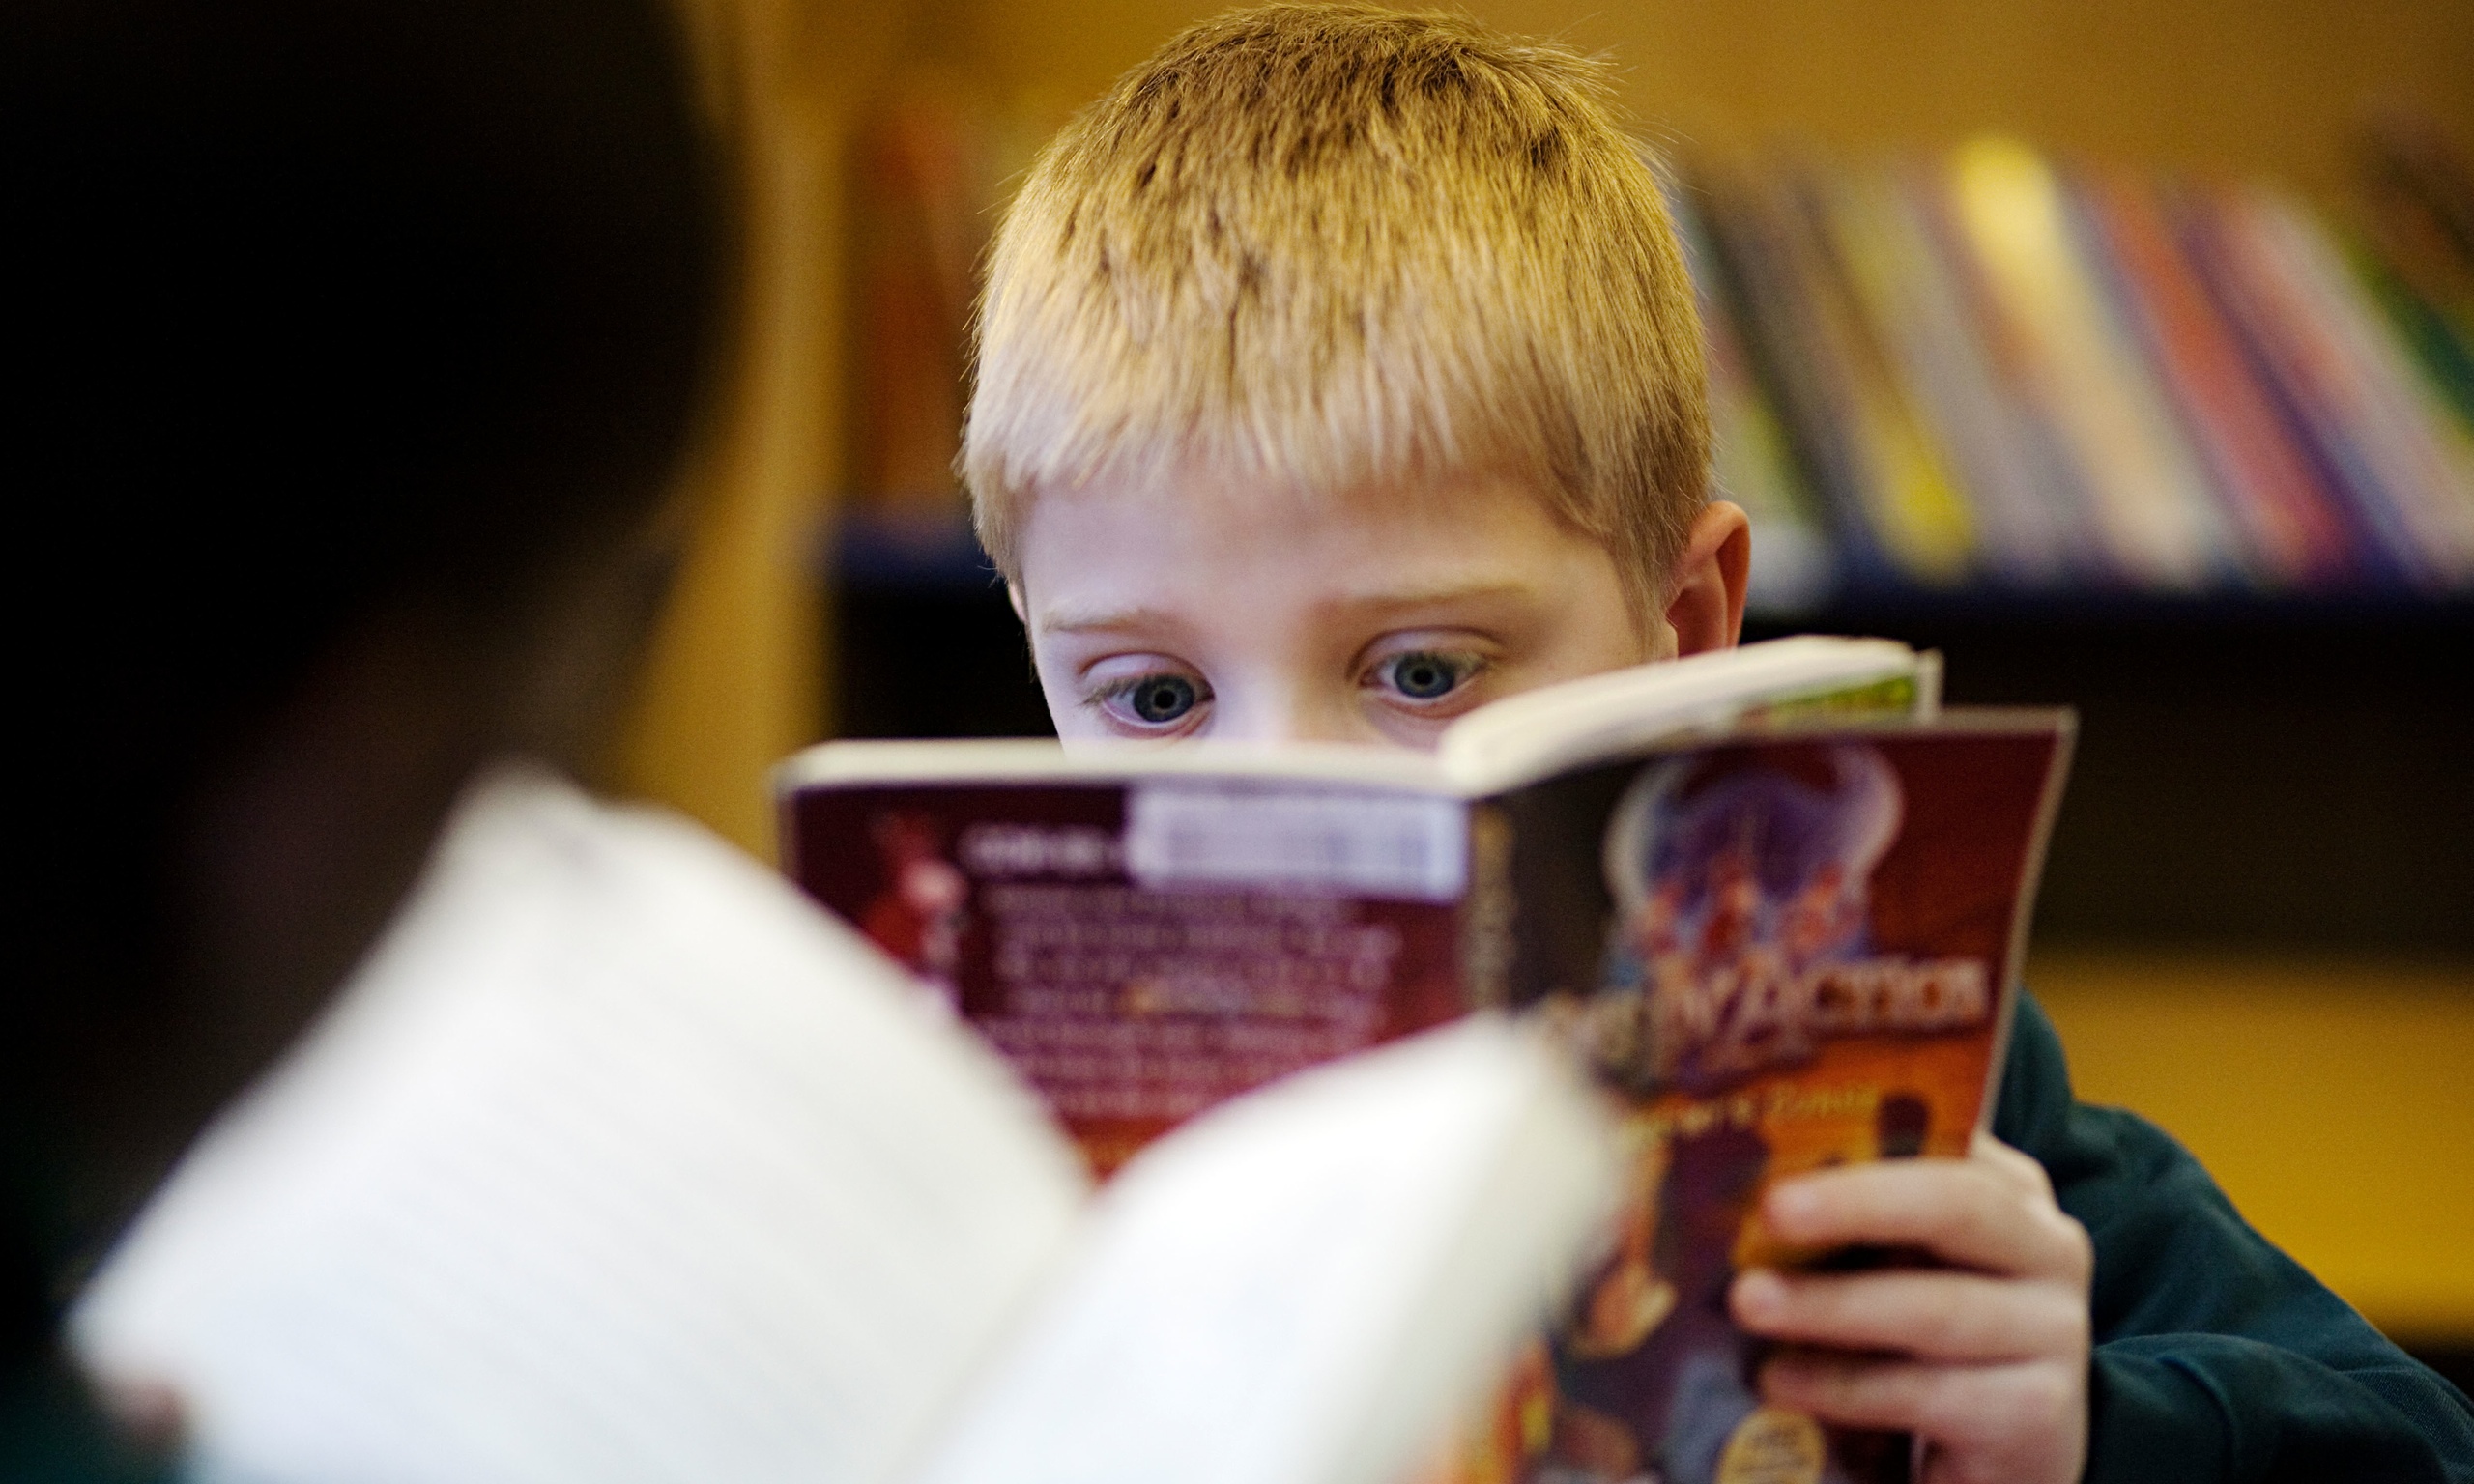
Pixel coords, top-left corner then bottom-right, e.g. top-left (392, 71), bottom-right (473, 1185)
top-left (962, 7), bottom-right (2474, 1482)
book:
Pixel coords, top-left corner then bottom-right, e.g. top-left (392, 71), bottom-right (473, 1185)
top-left (2072, 167), bottom-right (2360, 588)
top-left (70, 768), bottom-right (1621, 1484)
top-left (780, 636), bottom-right (2077, 1484)
top-left (846, 76), bottom-right (988, 516)
top-left (1695, 167), bottom-right (1940, 591)
top-left (1941, 138), bottom-right (2237, 590)
top-left (2357, 117), bottom-right (2474, 350)
top-left (1703, 166), bottom-right (1979, 589)
top-left (2190, 181), bottom-right (2474, 589)
top-left (1821, 162), bottom-right (2095, 586)
top-left (1661, 172), bottom-right (1839, 617)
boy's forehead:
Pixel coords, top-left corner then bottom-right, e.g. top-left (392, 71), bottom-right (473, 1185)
top-left (1016, 461), bottom-right (1626, 618)
top-left (1025, 459), bottom-right (1567, 544)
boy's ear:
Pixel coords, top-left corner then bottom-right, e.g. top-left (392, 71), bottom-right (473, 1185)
top-left (1007, 582), bottom-right (1028, 625)
top-left (1664, 500), bottom-right (1751, 657)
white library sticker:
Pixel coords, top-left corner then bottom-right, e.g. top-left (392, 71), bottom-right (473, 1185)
top-left (1124, 783), bottom-right (1468, 901)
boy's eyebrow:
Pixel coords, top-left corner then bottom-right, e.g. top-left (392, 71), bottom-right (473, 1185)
top-left (1035, 603), bottom-right (1190, 636)
top-left (1036, 582), bottom-right (1542, 636)
top-left (1323, 580), bottom-right (1539, 614)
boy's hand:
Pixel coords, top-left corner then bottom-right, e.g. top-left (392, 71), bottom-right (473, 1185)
top-left (1727, 1132), bottom-right (2093, 1484)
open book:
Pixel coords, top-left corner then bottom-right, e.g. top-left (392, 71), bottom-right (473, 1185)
top-left (780, 636), bottom-right (2076, 1484)
top-left (70, 769), bottom-right (1621, 1484)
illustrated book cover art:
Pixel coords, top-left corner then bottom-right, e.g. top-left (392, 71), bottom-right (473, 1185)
top-left (1478, 725), bottom-right (2065, 1484)
top-left (779, 637), bottom-right (2075, 1484)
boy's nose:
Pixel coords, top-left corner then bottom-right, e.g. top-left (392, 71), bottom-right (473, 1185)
top-left (1212, 679), bottom-right (1375, 748)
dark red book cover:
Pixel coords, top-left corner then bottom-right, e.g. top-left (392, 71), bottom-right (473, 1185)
top-left (787, 775), bottom-right (1473, 1174)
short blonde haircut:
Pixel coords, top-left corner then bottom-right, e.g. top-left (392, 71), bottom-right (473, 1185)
top-left (964, 4), bottom-right (1710, 615)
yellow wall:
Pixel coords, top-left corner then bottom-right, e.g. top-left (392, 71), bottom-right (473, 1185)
top-left (614, 0), bottom-right (920, 855)
top-left (2033, 953), bottom-right (2474, 1345)
top-left (960, 0), bottom-right (2471, 194)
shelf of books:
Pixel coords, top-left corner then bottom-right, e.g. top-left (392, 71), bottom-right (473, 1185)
top-left (833, 105), bottom-right (2474, 621)
top-left (1683, 127), bottom-right (2474, 619)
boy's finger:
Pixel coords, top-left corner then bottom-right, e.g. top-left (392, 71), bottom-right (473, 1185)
top-left (1759, 1159), bottom-right (2089, 1280)
top-left (1730, 1267), bottom-right (2087, 1362)
top-left (1970, 1129), bottom-right (2051, 1193)
top-left (1756, 1350), bottom-right (2084, 1470)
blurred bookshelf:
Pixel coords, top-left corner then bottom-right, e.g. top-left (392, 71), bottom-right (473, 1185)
top-left (1677, 131), bottom-right (2474, 612)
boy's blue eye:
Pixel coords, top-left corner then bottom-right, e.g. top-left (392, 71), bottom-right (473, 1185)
top-left (1127, 674), bottom-right (1200, 724)
top-left (1380, 651), bottom-right (1472, 701)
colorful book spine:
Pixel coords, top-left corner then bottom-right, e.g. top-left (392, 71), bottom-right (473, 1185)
top-left (1694, 165), bottom-right (1902, 589)
top-left (2072, 168), bottom-right (2360, 589)
top-left (1661, 178), bottom-right (1839, 616)
top-left (1941, 138), bottom-right (2238, 590)
top-left (1671, 133), bottom-right (2474, 602)
top-left (847, 80), bottom-right (992, 515)
top-left (2189, 185), bottom-right (2474, 589)
top-left (1697, 164), bottom-right (1976, 590)
top-left (2351, 243), bottom-right (2474, 438)
top-left (1778, 167), bottom-right (1980, 588)
top-left (1823, 164), bottom-right (2096, 586)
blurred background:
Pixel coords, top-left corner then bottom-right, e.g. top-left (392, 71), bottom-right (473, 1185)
top-left (620, 0), bottom-right (2471, 1382)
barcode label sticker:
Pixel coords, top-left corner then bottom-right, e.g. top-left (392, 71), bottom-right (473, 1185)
top-left (1124, 783), bottom-right (1467, 901)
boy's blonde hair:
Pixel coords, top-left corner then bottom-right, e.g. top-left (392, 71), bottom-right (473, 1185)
top-left (964, 4), bottom-right (1710, 616)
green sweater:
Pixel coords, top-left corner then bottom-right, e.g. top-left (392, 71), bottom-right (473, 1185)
top-left (1998, 993), bottom-right (2474, 1481)
top-left (8, 994), bottom-right (2470, 1482)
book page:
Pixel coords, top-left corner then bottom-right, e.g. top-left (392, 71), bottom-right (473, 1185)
top-left (909, 1017), bottom-right (1620, 1484)
top-left (1435, 637), bottom-right (1927, 796)
top-left (779, 737), bottom-right (1449, 794)
top-left (72, 767), bottom-right (1089, 1484)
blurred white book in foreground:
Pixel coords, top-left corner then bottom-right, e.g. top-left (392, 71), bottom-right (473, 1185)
top-left (72, 768), bottom-right (1618, 1484)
